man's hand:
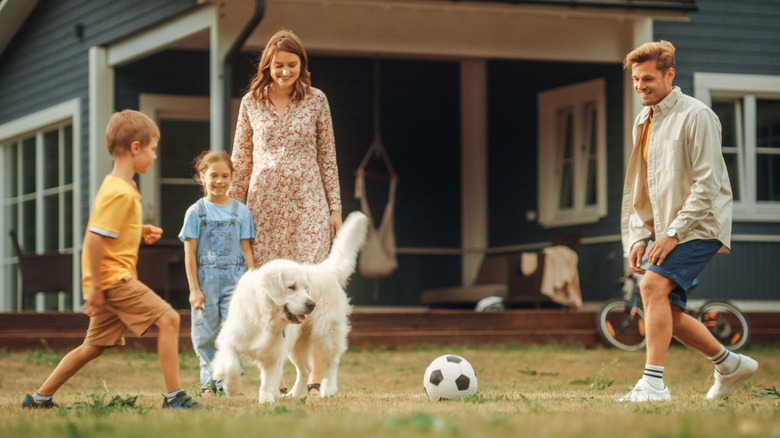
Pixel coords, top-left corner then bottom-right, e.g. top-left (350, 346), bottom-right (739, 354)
top-left (83, 289), bottom-right (106, 317)
top-left (142, 224), bottom-right (163, 244)
top-left (629, 245), bottom-right (646, 275)
top-left (647, 233), bottom-right (678, 267)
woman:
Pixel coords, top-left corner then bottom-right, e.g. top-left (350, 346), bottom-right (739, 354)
top-left (228, 30), bottom-right (342, 395)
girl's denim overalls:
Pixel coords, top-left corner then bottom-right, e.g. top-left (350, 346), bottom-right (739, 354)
top-left (192, 198), bottom-right (246, 391)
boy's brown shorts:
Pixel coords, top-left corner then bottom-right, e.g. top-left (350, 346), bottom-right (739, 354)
top-left (84, 277), bottom-right (172, 347)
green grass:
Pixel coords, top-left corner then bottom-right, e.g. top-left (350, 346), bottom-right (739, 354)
top-left (1, 343), bottom-right (779, 438)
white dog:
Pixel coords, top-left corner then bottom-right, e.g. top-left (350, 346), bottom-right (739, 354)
top-left (211, 211), bottom-right (369, 403)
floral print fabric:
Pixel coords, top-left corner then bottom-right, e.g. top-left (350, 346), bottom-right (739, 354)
top-left (228, 87), bottom-right (341, 266)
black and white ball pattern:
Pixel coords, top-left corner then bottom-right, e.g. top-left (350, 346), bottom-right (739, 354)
top-left (423, 354), bottom-right (478, 401)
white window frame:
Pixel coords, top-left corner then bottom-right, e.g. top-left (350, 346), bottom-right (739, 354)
top-left (537, 78), bottom-right (607, 227)
top-left (694, 72), bottom-right (780, 221)
top-left (0, 99), bottom-right (82, 311)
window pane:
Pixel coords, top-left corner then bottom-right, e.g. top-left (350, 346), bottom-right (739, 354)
top-left (64, 125), bottom-right (73, 185)
top-left (64, 190), bottom-right (73, 249)
top-left (713, 101), bottom-right (737, 147)
top-left (585, 159), bottom-right (597, 206)
top-left (756, 99), bottom-right (780, 149)
top-left (723, 154), bottom-right (740, 201)
top-left (160, 184), bottom-right (202, 241)
top-left (159, 120), bottom-right (210, 179)
top-left (22, 199), bottom-right (36, 252)
top-left (3, 142), bottom-right (18, 198)
top-left (5, 203), bottom-right (18, 256)
top-left (559, 163), bottom-right (573, 209)
top-left (44, 194), bottom-right (59, 251)
top-left (756, 154), bottom-right (780, 201)
top-left (43, 129), bottom-right (60, 189)
top-left (22, 137), bottom-right (36, 195)
top-left (4, 264), bottom-right (19, 311)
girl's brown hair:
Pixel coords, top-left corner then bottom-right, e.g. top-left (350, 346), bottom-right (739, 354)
top-left (247, 30), bottom-right (312, 103)
top-left (192, 150), bottom-right (234, 196)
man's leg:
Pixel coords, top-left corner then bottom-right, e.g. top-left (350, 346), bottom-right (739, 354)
top-left (641, 271), bottom-right (678, 366)
top-left (617, 271), bottom-right (676, 402)
top-left (671, 307), bottom-right (722, 356)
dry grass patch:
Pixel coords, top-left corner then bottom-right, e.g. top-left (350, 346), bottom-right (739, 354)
top-left (1, 343), bottom-right (778, 438)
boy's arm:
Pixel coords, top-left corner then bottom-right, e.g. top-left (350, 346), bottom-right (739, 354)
top-left (183, 238), bottom-right (204, 310)
top-left (83, 232), bottom-right (107, 317)
top-left (241, 239), bottom-right (255, 270)
top-left (142, 224), bottom-right (163, 244)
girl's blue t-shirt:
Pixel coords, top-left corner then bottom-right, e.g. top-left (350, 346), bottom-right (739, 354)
top-left (178, 198), bottom-right (255, 243)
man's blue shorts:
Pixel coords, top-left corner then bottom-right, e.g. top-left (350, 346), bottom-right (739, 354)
top-left (646, 239), bottom-right (722, 310)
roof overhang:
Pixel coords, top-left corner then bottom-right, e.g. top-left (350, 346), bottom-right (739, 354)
top-left (445, 0), bottom-right (696, 12)
top-left (0, 0), bottom-right (39, 57)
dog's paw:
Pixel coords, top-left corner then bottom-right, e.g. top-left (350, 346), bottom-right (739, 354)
top-left (258, 391), bottom-right (276, 403)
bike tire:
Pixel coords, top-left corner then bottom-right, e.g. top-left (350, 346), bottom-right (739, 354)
top-left (698, 300), bottom-right (751, 351)
top-left (596, 298), bottom-right (646, 351)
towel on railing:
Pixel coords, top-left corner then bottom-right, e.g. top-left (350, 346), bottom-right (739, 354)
top-left (540, 245), bottom-right (582, 308)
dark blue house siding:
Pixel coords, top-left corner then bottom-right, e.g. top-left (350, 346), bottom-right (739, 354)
top-left (0, 0), bottom-right (198, 230)
top-left (655, 0), bottom-right (780, 94)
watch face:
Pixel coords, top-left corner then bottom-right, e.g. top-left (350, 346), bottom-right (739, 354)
top-left (667, 229), bottom-right (676, 238)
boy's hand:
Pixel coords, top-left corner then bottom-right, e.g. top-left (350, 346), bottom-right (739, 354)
top-left (189, 289), bottom-right (205, 310)
top-left (142, 224), bottom-right (163, 244)
top-left (83, 290), bottom-right (106, 317)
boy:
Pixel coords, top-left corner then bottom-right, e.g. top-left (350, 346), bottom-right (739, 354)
top-left (23, 110), bottom-right (199, 409)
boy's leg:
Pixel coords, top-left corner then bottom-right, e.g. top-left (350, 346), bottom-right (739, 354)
top-left (155, 308), bottom-right (183, 393)
top-left (36, 343), bottom-right (106, 396)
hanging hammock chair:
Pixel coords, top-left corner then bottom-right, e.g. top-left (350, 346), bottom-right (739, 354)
top-left (355, 60), bottom-right (398, 279)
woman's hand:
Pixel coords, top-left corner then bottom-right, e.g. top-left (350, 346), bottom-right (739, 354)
top-left (329, 210), bottom-right (343, 238)
top-left (189, 289), bottom-right (205, 310)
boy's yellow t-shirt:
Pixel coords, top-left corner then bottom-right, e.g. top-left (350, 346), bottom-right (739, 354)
top-left (81, 175), bottom-right (142, 299)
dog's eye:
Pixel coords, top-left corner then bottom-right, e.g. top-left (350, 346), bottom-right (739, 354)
top-left (288, 284), bottom-right (297, 291)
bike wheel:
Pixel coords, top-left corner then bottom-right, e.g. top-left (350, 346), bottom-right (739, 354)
top-left (698, 300), bottom-right (750, 351)
top-left (596, 298), bottom-right (646, 351)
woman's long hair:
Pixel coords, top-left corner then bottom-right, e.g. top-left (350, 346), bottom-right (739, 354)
top-left (247, 30), bottom-right (312, 103)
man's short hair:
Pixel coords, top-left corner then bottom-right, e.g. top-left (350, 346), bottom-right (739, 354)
top-left (623, 40), bottom-right (676, 72)
top-left (105, 110), bottom-right (160, 155)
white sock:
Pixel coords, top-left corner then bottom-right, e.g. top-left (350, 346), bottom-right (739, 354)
top-left (33, 392), bottom-right (53, 403)
top-left (642, 364), bottom-right (665, 390)
top-left (166, 389), bottom-right (184, 402)
top-left (709, 346), bottom-right (740, 375)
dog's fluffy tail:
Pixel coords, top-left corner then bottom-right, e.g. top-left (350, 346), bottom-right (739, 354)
top-left (322, 211), bottom-right (369, 287)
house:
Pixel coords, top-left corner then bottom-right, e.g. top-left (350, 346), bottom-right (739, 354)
top-left (0, 0), bottom-right (777, 312)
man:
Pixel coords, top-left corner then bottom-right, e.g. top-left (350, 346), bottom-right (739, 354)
top-left (618, 40), bottom-right (757, 402)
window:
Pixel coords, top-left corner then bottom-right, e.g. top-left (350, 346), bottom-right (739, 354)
top-left (1, 123), bottom-right (76, 310)
top-left (537, 78), bottom-right (607, 227)
top-left (695, 73), bottom-right (780, 220)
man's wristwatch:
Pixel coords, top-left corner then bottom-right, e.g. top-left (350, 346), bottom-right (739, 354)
top-left (666, 228), bottom-right (678, 239)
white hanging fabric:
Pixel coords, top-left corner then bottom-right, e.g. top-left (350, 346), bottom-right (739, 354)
top-left (355, 60), bottom-right (398, 279)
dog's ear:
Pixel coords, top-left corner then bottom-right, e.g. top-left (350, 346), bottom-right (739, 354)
top-left (261, 266), bottom-right (287, 306)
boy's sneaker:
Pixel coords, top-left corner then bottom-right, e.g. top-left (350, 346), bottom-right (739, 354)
top-left (617, 379), bottom-right (671, 402)
top-left (706, 354), bottom-right (759, 400)
top-left (22, 394), bottom-right (58, 409)
top-left (162, 390), bottom-right (200, 409)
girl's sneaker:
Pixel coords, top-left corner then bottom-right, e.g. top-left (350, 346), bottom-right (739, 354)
top-left (22, 394), bottom-right (58, 409)
top-left (162, 390), bottom-right (200, 409)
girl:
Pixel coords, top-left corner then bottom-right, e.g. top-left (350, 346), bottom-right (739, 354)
top-left (179, 151), bottom-right (255, 396)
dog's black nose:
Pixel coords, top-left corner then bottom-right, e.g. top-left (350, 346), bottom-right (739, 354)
top-left (305, 300), bottom-right (316, 313)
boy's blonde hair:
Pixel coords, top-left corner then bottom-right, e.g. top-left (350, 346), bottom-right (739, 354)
top-left (105, 110), bottom-right (160, 155)
top-left (623, 40), bottom-right (676, 73)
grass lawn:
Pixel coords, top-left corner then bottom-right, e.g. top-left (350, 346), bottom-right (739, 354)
top-left (1, 343), bottom-right (778, 438)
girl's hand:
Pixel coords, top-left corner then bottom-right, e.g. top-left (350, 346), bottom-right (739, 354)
top-left (189, 289), bottom-right (205, 310)
top-left (329, 210), bottom-right (342, 239)
top-left (142, 224), bottom-right (163, 244)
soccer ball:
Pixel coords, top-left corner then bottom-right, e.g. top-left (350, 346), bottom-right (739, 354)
top-left (423, 354), bottom-right (478, 401)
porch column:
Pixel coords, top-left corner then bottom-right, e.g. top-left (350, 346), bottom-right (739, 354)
top-left (460, 60), bottom-right (488, 286)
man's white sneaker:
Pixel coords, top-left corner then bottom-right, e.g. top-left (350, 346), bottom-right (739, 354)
top-left (706, 354), bottom-right (758, 400)
top-left (617, 379), bottom-right (671, 402)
